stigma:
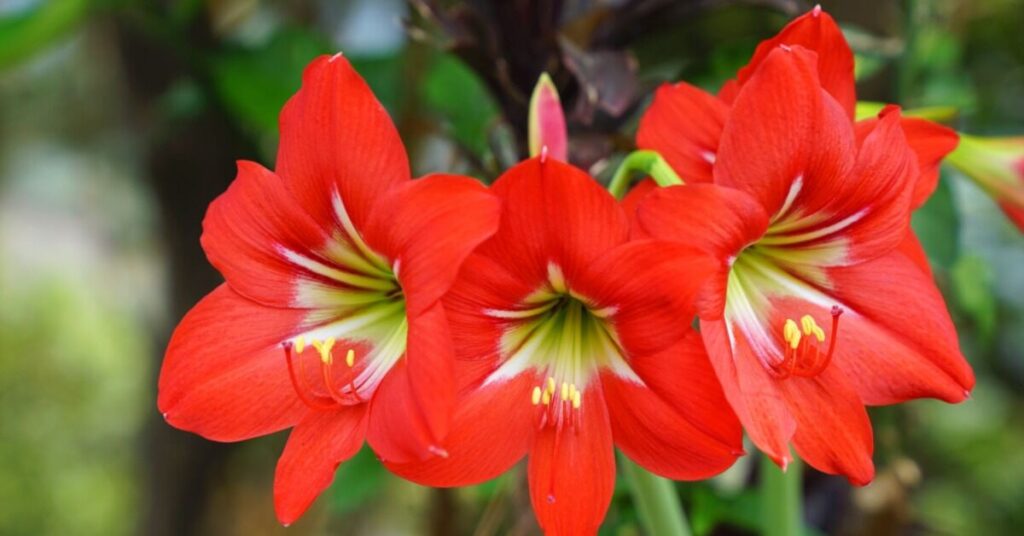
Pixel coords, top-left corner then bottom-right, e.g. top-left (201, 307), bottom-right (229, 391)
top-left (772, 306), bottom-right (843, 379)
top-left (281, 336), bottom-right (365, 409)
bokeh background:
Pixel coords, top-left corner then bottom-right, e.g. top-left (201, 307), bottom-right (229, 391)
top-left (1, 0), bottom-right (1022, 534)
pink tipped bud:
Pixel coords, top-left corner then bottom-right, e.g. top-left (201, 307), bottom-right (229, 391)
top-left (528, 72), bottom-right (568, 162)
top-left (947, 134), bottom-right (1024, 232)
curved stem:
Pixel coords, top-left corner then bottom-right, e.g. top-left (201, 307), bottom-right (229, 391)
top-left (607, 150), bottom-right (684, 199)
top-left (760, 454), bottom-right (803, 536)
top-left (619, 452), bottom-right (691, 536)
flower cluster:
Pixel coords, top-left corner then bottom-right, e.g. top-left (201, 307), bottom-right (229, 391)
top-left (158, 7), bottom-right (975, 534)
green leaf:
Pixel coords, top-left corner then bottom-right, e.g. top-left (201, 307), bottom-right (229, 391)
top-left (208, 28), bottom-right (330, 134)
top-left (421, 54), bottom-right (499, 160)
top-left (0, 0), bottom-right (92, 70)
top-left (329, 445), bottom-right (387, 514)
top-left (912, 174), bottom-right (960, 269)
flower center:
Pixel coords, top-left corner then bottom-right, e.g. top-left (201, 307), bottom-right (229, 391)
top-left (724, 250), bottom-right (844, 379)
top-left (483, 264), bottom-right (639, 423)
top-left (278, 192), bottom-right (408, 409)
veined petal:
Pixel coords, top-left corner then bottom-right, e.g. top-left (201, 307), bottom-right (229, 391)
top-left (856, 115), bottom-right (959, 209)
top-left (774, 365), bottom-right (875, 485)
top-left (528, 387), bottom-right (615, 536)
top-left (701, 318), bottom-right (796, 467)
top-left (620, 178), bottom-right (658, 236)
top-left (404, 302), bottom-right (456, 453)
top-left (276, 54), bottom-right (410, 236)
top-left (598, 364), bottom-right (737, 477)
top-left (822, 252), bottom-right (975, 404)
top-left (158, 284), bottom-right (309, 441)
top-left (736, 6), bottom-right (856, 119)
top-left (626, 331), bottom-right (743, 450)
top-left (897, 231), bottom-right (933, 277)
top-left (385, 372), bottom-right (535, 486)
top-left (365, 359), bottom-right (435, 463)
top-left (636, 82), bottom-right (727, 184)
top-left (636, 184), bottom-right (769, 317)
top-left (714, 45), bottom-right (823, 216)
top-left (201, 161), bottom-right (330, 307)
top-left (364, 174), bottom-right (500, 316)
top-left (274, 405), bottom-right (368, 525)
top-left (478, 157), bottom-right (629, 285)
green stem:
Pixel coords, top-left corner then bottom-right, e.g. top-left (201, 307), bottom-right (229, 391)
top-left (619, 452), bottom-right (691, 536)
top-left (607, 150), bottom-right (684, 199)
top-left (760, 455), bottom-right (803, 536)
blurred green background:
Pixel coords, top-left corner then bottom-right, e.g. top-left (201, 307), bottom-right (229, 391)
top-left (1, 0), bottom-right (1022, 535)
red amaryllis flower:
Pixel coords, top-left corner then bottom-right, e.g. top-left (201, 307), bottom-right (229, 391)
top-left (636, 6), bottom-right (959, 226)
top-left (157, 54), bottom-right (500, 524)
top-left (634, 45), bottom-right (974, 484)
top-left (388, 156), bottom-right (743, 534)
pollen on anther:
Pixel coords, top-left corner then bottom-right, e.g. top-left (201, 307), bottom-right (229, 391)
top-left (294, 335), bottom-right (306, 354)
top-left (345, 348), bottom-right (355, 367)
top-left (546, 377), bottom-right (556, 393)
top-left (542, 390), bottom-right (552, 405)
top-left (532, 386), bottom-right (542, 405)
top-left (572, 390), bottom-right (581, 409)
top-left (560, 382), bottom-right (570, 401)
top-left (313, 337), bottom-right (336, 364)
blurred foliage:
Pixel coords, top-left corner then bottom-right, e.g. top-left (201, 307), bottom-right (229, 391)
top-left (1, 0), bottom-right (1023, 535)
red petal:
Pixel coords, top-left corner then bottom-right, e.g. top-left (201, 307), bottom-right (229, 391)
top-left (620, 178), bottom-right (657, 234)
top-left (714, 46), bottom-right (824, 216)
top-left (636, 82), bottom-right (727, 184)
top-left (774, 366), bottom-right (875, 485)
top-left (856, 115), bottom-right (959, 208)
top-left (626, 331), bottom-right (743, 450)
top-left (201, 161), bottom-right (329, 307)
top-left (822, 252), bottom-right (975, 404)
top-left (736, 7), bottom-right (856, 119)
top-left (528, 387), bottom-right (615, 536)
top-left (365, 359), bottom-right (435, 463)
top-left (276, 54), bottom-right (410, 235)
top-left (1000, 201), bottom-right (1024, 231)
top-left (364, 174), bottom-right (500, 316)
top-left (274, 405), bottom-right (368, 525)
top-left (896, 231), bottom-right (933, 277)
top-left (405, 302), bottom-right (456, 452)
top-left (837, 107), bottom-right (918, 263)
top-left (636, 184), bottom-right (769, 317)
top-left (158, 284), bottom-right (309, 441)
top-left (479, 157), bottom-right (629, 283)
top-left (385, 372), bottom-right (535, 486)
top-left (574, 239), bottom-right (721, 354)
top-left (602, 341), bottom-right (741, 480)
top-left (701, 319), bottom-right (796, 467)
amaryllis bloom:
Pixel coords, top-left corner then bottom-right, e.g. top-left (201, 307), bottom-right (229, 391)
top-left (636, 6), bottom-right (959, 226)
top-left (157, 54), bottom-right (500, 524)
top-left (946, 134), bottom-right (1024, 231)
top-left (634, 45), bottom-right (974, 483)
top-left (389, 156), bottom-right (743, 534)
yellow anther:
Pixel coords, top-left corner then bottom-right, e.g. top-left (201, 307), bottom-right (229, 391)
top-left (572, 390), bottom-right (581, 409)
top-left (312, 337), bottom-right (336, 364)
top-left (294, 336), bottom-right (306, 354)
top-left (569, 383), bottom-right (578, 400)
top-left (561, 382), bottom-right (570, 401)
top-left (345, 348), bottom-right (355, 367)
top-left (531, 386), bottom-right (542, 405)
top-left (812, 325), bottom-right (825, 343)
top-left (787, 329), bottom-right (801, 350)
top-left (542, 390), bottom-right (552, 405)
top-left (800, 315), bottom-right (818, 336)
top-left (546, 377), bottom-right (556, 393)
top-left (783, 319), bottom-right (799, 344)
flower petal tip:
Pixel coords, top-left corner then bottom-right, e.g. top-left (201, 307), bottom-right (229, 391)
top-left (428, 445), bottom-right (450, 459)
top-left (812, 4), bottom-right (822, 16)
